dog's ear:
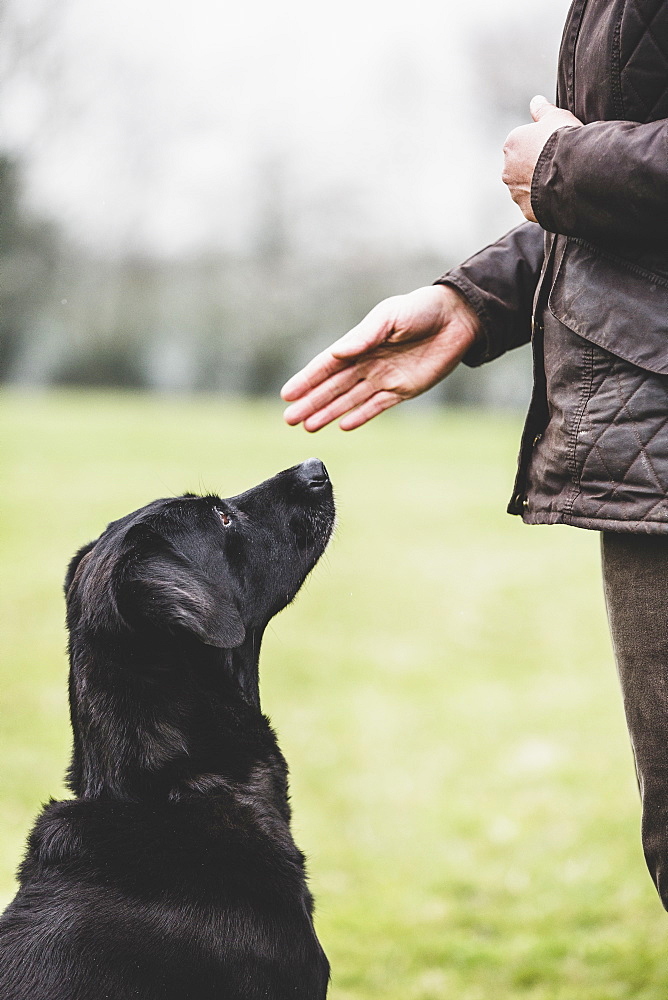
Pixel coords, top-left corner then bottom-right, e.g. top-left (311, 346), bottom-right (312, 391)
top-left (124, 526), bottom-right (246, 649)
top-left (64, 540), bottom-right (98, 595)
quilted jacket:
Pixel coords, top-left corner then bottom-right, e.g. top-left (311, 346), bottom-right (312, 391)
top-left (438, 0), bottom-right (668, 533)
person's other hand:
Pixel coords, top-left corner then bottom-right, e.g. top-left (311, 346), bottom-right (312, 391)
top-left (281, 284), bottom-right (481, 431)
top-left (502, 95), bottom-right (583, 222)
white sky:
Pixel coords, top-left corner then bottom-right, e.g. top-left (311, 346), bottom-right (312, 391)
top-left (0, 0), bottom-right (571, 259)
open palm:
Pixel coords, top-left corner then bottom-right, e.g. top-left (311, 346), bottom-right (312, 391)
top-left (281, 285), bottom-right (481, 431)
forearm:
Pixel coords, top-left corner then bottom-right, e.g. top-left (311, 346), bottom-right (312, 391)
top-left (532, 120), bottom-right (668, 248)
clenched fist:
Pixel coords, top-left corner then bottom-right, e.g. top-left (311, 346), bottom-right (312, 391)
top-left (502, 95), bottom-right (583, 222)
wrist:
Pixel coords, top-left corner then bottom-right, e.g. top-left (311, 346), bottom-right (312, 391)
top-left (433, 282), bottom-right (483, 346)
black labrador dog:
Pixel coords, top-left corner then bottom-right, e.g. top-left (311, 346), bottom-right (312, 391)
top-left (0, 459), bottom-right (335, 1000)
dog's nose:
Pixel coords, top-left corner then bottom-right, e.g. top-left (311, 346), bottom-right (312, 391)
top-left (298, 458), bottom-right (330, 488)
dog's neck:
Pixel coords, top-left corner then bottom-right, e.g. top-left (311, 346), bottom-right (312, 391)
top-left (67, 625), bottom-right (279, 802)
top-left (224, 628), bottom-right (262, 707)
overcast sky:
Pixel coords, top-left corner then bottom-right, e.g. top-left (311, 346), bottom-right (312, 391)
top-left (0, 0), bottom-right (571, 260)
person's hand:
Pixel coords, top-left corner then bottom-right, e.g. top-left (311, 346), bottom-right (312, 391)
top-left (281, 284), bottom-right (481, 431)
top-left (502, 95), bottom-right (583, 222)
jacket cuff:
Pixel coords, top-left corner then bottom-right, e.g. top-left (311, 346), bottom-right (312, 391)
top-left (530, 126), bottom-right (577, 236)
top-left (434, 223), bottom-right (544, 368)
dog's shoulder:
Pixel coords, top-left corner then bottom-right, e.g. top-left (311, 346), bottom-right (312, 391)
top-left (2, 795), bottom-right (328, 1000)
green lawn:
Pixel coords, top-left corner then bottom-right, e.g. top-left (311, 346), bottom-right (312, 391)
top-left (1, 389), bottom-right (666, 999)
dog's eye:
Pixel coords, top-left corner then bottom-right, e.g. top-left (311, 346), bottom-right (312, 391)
top-left (217, 510), bottom-right (232, 527)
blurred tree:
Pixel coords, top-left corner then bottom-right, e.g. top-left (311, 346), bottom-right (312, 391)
top-left (0, 155), bottom-right (57, 379)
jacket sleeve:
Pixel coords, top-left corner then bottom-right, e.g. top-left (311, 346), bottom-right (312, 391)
top-left (532, 120), bottom-right (668, 248)
top-left (434, 221), bottom-right (545, 367)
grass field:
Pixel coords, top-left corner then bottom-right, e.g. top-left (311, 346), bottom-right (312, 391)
top-left (2, 389), bottom-right (667, 998)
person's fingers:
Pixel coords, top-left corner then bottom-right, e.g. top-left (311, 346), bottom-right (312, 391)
top-left (529, 94), bottom-right (553, 121)
top-left (283, 365), bottom-right (365, 425)
top-left (301, 377), bottom-right (378, 432)
top-left (338, 390), bottom-right (401, 431)
top-left (281, 348), bottom-right (352, 402)
top-left (282, 302), bottom-right (397, 404)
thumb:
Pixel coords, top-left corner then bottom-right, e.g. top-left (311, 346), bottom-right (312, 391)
top-left (330, 300), bottom-right (396, 359)
top-left (530, 94), bottom-right (555, 122)
top-left (330, 318), bottom-right (386, 361)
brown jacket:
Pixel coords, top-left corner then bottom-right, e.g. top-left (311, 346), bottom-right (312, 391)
top-left (439, 0), bottom-right (668, 533)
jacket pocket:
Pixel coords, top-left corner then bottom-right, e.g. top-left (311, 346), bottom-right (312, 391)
top-left (548, 238), bottom-right (668, 375)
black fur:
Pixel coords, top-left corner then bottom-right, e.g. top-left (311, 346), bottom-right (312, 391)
top-left (0, 460), bottom-right (335, 999)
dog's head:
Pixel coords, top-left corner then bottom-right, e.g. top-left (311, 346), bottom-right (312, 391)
top-left (65, 459), bottom-right (335, 651)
